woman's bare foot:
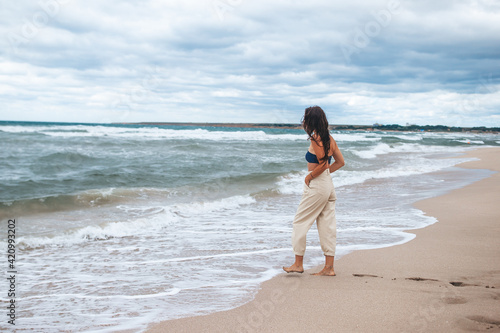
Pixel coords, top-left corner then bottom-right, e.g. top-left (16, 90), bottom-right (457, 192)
top-left (311, 265), bottom-right (336, 276)
top-left (283, 264), bottom-right (304, 273)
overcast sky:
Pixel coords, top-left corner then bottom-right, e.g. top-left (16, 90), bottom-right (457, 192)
top-left (1, 0), bottom-right (499, 126)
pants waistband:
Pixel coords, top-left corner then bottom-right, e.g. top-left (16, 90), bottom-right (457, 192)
top-left (311, 168), bottom-right (330, 178)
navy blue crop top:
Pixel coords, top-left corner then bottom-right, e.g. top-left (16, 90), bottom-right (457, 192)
top-left (306, 151), bottom-right (332, 164)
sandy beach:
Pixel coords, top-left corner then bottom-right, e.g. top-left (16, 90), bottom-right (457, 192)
top-left (146, 147), bottom-right (500, 333)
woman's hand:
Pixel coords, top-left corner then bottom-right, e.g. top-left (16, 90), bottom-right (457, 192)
top-left (305, 173), bottom-right (313, 186)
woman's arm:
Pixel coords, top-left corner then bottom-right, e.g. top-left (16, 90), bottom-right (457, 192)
top-left (305, 137), bottom-right (330, 185)
top-left (329, 138), bottom-right (345, 173)
top-left (305, 137), bottom-right (345, 185)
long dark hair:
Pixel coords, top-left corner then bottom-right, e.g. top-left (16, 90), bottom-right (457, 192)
top-left (302, 106), bottom-right (330, 162)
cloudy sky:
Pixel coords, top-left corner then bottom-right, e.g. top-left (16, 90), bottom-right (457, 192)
top-left (1, 0), bottom-right (499, 126)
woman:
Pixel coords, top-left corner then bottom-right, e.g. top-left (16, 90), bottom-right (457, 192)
top-left (283, 106), bottom-right (345, 276)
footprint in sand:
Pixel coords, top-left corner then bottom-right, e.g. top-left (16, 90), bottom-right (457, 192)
top-left (443, 296), bottom-right (467, 304)
top-left (457, 315), bottom-right (500, 331)
top-left (406, 277), bottom-right (439, 282)
top-left (352, 274), bottom-right (379, 278)
top-left (488, 293), bottom-right (500, 300)
top-left (449, 281), bottom-right (479, 287)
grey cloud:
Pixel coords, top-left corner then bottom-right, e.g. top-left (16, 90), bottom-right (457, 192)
top-left (0, 0), bottom-right (498, 126)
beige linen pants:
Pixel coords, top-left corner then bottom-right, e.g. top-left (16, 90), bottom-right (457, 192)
top-left (292, 168), bottom-right (337, 256)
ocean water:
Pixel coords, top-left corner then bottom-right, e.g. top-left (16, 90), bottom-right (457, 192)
top-left (0, 121), bottom-right (498, 332)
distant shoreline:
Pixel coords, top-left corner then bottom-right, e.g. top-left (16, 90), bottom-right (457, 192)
top-left (0, 120), bottom-right (497, 133)
top-left (117, 122), bottom-right (500, 134)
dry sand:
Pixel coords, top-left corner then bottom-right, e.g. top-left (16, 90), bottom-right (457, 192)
top-left (146, 147), bottom-right (500, 333)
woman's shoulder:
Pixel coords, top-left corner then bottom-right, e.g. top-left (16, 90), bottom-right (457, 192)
top-left (311, 134), bottom-right (324, 147)
top-left (311, 133), bottom-right (335, 145)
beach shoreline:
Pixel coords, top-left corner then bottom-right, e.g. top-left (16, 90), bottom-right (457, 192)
top-left (146, 147), bottom-right (500, 333)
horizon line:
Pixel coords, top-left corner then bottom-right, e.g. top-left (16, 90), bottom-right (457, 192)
top-left (0, 120), bottom-right (498, 130)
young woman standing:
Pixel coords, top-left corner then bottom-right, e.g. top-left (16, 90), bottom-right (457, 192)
top-left (283, 106), bottom-right (345, 276)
